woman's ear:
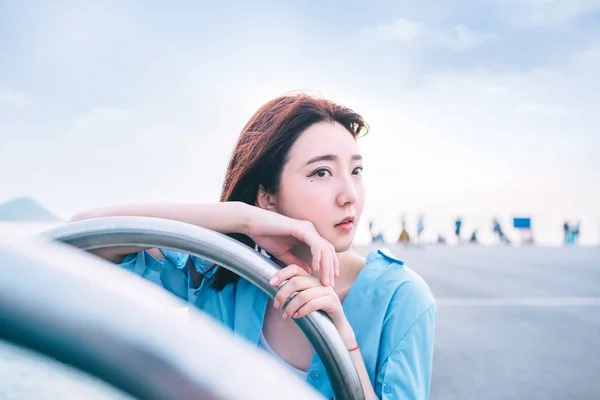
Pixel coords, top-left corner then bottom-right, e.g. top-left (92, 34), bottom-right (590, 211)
top-left (256, 185), bottom-right (277, 211)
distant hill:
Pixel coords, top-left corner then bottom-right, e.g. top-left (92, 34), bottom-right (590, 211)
top-left (0, 197), bottom-right (60, 222)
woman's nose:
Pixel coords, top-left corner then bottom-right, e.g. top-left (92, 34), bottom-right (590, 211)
top-left (337, 176), bottom-right (358, 206)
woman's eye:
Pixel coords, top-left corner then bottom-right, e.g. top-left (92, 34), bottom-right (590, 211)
top-left (353, 167), bottom-right (363, 175)
top-left (313, 169), bottom-right (331, 178)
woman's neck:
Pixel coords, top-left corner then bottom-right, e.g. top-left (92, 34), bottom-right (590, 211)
top-left (287, 243), bottom-right (366, 289)
top-left (306, 250), bottom-right (366, 291)
top-left (337, 251), bottom-right (366, 288)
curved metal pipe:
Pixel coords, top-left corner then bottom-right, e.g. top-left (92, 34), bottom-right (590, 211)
top-left (0, 233), bottom-right (325, 400)
top-left (43, 216), bottom-right (365, 400)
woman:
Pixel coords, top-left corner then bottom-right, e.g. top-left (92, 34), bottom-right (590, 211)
top-left (71, 92), bottom-right (436, 399)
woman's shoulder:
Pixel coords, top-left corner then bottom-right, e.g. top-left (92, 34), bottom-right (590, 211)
top-left (362, 248), bottom-right (435, 314)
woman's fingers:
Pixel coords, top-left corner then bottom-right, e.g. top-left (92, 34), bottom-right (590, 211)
top-left (330, 245), bottom-right (336, 285)
top-left (277, 252), bottom-right (312, 274)
top-left (321, 246), bottom-right (331, 287)
top-left (310, 244), bottom-right (322, 273)
top-left (312, 240), bottom-right (333, 287)
top-left (292, 220), bottom-right (336, 287)
top-left (324, 248), bottom-right (335, 286)
top-left (280, 286), bottom-right (332, 320)
top-left (308, 241), bottom-right (332, 287)
top-left (268, 264), bottom-right (309, 287)
top-left (333, 244), bottom-right (340, 278)
top-left (272, 276), bottom-right (320, 309)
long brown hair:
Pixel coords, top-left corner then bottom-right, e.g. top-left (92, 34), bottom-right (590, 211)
top-left (210, 92), bottom-right (369, 290)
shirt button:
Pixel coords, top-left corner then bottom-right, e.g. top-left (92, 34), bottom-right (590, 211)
top-left (310, 371), bottom-right (320, 380)
top-left (154, 264), bottom-right (162, 271)
top-left (383, 385), bottom-right (392, 393)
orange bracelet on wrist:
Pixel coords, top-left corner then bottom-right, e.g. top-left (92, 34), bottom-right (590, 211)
top-left (348, 344), bottom-right (360, 352)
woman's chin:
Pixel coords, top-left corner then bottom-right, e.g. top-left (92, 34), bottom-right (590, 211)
top-left (330, 236), bottom-right (355, 253)
top-left (314, 225), bottom-right (357, 252)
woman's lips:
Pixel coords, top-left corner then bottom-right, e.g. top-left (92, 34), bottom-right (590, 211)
top-left (335, 221), bottom-right (354, 231)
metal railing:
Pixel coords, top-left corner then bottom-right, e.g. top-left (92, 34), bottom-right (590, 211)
top-left (43, 216), bottom-right (365, 400)
top-left (0, 233), bottom-right (325, 400)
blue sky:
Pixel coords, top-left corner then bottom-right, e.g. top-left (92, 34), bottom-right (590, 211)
top-left (1, 0), bottom-right (599, 245)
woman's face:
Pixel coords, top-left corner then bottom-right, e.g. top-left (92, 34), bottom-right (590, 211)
top-left (275, 121), bottom-right (365, 252)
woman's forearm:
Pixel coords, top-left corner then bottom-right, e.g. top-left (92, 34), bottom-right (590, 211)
top-left (70, 201), bottom-right (250, 235)
top-left (349, 349), bottom-right (379, 399)
top-left (69, 202), bottom-right (252, 262)
top-left (338, 323), bottom-right (379, 399)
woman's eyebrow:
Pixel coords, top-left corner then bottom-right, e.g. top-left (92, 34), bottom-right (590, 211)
top-left (304, 154), bottom-right (362, 166)
top-left (304, 154), bottom-right (336, 166)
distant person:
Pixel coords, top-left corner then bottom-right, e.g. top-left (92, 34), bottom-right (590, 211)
top-left (437, 234), bottom-right (447, 245)
top-left (469, 230), bottom-right (478, 244)
top-left (493, 218), bottom-right (500, 234)
top-left (369, 219), bottom-right (377, 243)
top-left (493, 218), bottom-right (510, 244)
top-left (573, 222), bottom-right (581, 245)
top-left (563, 221), bottom-right (570, 244)
top-left (399, 228), bottom-right (410, 243)
top-left (373, 232), bottom-right (385, 244)
top-left (564, 221), bottom-right (579, 245)
top-left (454, 218), bottom-right (462, 242)
top-left (369, 219), bottom-right (385, 244)
top-left (398, 214), bottom-right (410, 243)
top-left (417, 215), bottom-right (425, 242)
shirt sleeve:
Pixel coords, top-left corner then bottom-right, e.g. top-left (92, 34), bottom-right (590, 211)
top-left (117, 249), bottom-right (215, 301)
top-left (160, 249), bottom-right (216, 276)
top-left (375, 304), bottom-right (437, 400)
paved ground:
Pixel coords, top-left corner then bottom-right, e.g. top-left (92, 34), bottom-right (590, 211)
top-left (355, 244), bottom-right (600, 400)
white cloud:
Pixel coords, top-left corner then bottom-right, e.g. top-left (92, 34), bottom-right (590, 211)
top-left (361, 18), bottom-right (423, 43)
top-left (489, 0), bottom-right (600, 26)
top-left (32, 2), bottom-right (135, 63)
top-left (359, 19), bottom-right (495, 51)
top-left (434, 25), bottom-right (496, 51)
top-left (69, 107), bottom-right (136, 138)
top-left (517, 102), bottom-right (582, 116)
top-left (481, 85), bottom-right (513, 95)
top-left (0, 86), bottom-right (32, 107)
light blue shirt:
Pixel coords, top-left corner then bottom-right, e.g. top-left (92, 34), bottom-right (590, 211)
top-left (119, 248), bottom-right (436, 399)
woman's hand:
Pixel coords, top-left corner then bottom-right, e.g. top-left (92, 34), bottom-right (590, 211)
top-left (271, 265), bottom-right (370, 399)
top-left (269, 264), bottom-right (348, 330)
top-left (243, 206), bottom-right (339, 287)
